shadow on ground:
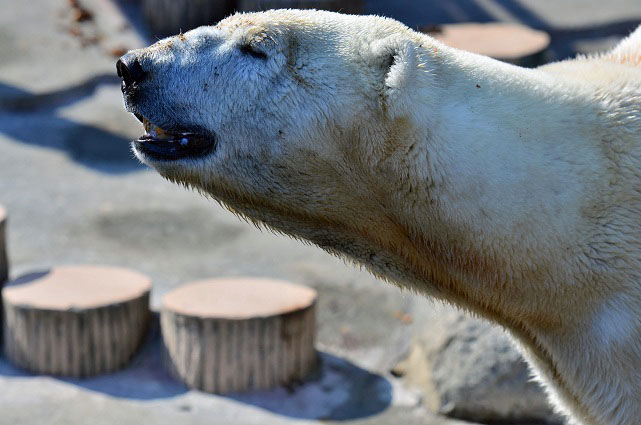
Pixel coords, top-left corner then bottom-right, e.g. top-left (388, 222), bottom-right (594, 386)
top-left (0, 314), bottom-right (392, 420)
top-left (227, 352), bottom-right (392, 420)
top-left (0, 80), bottom-right (142, 174)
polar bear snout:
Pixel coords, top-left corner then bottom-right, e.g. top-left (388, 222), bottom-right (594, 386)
top-left (116, 54), bottom-right (147, 98)
top-left (116, 47), bottom-right (220, 163)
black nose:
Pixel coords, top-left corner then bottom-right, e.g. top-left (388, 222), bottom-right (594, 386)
top-left (116, 55), bottom-right (146, 92)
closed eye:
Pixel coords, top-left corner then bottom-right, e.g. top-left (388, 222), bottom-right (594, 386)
top-left (240, 44), bottom-right (268, 60)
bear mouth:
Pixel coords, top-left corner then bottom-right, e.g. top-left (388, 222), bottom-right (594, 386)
top-left (132, 115), bottom-right (217, 161)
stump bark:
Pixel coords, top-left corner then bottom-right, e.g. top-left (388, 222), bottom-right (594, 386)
top-left (142, 0), bottom-right (235, 38)
top-left (238, 0), bottom-right (364, 14)
top-left (424, 23), bottom-right (550, 67)
top-left (2, 265), bottom-right (151, 377)
top-left (161, 278), bottom-right (317, 393)
top-left (0, 205), bottom-right (8, 284)
top-left (0, 206), bottom-right (8, 344)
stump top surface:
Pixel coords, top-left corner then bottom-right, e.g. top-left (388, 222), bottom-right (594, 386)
top-left (163, 278), bottom-right (317, 319)
top-left (2, 265), bottom-right (151, 309)
top-left (429, 23), bottom-right (550, 59)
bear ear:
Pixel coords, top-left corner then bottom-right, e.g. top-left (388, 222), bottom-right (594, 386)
top-left (371, 36), bottom-right (417, 114)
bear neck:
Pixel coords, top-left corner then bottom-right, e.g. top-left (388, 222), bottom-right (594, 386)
top-left (396, 44), bottom-right (641, 425)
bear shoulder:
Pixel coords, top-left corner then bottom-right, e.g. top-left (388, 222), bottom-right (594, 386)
top-left (601, 25), bottom-right (641, 67)
top-left (537, 25), bottom-right (641, 89)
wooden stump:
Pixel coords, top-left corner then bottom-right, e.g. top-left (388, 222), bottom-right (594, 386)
top-left (2, 265), bottom-right (151, 377)
top-left (238, 0), bottom-right (364, 14)
top-left (0, 206), bottom-right (7, 344)
top-left (161, 278), bottom-right (317, 393)
top-left (0, 205), bottom-right (7, 284)
top-left (424, 23), bottom-right (550, 67)
top-left (142, 0), bottom-right (235, 38)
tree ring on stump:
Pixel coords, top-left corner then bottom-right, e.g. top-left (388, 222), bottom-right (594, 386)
top-left (425, 23), bottom-right (550, 67)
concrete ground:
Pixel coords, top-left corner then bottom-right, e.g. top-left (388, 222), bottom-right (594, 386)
top-left (1, 0), bottom-right (640, 424)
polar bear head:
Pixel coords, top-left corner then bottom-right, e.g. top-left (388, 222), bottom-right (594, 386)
top-left (118, 15), bottom-right (641, 425)
top-left (119, 10), bottom-right (442, 279)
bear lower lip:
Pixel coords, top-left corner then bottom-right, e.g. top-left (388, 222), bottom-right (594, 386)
top-left (133, 124), bottom-right (216, 161)
top-left (131, 117), bottom-right (217, 161)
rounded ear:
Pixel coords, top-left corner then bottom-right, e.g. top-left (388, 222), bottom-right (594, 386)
top-left (371, 36), bottom-right (417, 116)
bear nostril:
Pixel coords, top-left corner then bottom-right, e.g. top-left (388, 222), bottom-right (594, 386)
top-left (116, 56), bottom-right (147, 91)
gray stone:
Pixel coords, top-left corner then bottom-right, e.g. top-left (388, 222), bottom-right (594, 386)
top-left (398, 301), bottom-right (561, 424)
top-left (431, 316), bottom-right (558, 423)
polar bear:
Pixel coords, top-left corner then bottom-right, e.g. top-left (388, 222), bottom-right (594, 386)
top-left (117, 10), bottom-right (641, 425)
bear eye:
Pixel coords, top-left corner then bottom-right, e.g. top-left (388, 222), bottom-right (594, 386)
top-left (239, 44), bottom-right (268, 60)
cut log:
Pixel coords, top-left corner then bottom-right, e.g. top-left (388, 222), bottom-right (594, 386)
top-left (142, 0), bottom-right (236, 38)
top-left (0, 205), bottom-right (7, 344)
top-left (161, 277), bottom-right (317, 393)
top-left (424, 23), bottom-right (550, 67)
top-left (238, 0), bottom-right (364, 14)
top-left (0, 205), bottom-right (7, 284)
top-left (2, 265), bottom-right (151, 377)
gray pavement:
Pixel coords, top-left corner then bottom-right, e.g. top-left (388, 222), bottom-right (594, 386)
top-left (1, 0), bottom-right (639, 424)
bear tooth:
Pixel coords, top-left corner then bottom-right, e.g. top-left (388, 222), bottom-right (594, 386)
top-left (153, 125), bottom-right (170, 138)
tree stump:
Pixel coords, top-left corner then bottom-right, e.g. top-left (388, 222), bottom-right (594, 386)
top-left (0, 205), bottom-right (7, 284)
top-left (2, 265), bottom-right (151, 377)
top-left (238, 0), bottom-right (364, 15)
top-left (142, 0), bottom-right (236, 38)
top-left (161, 278), bottom-right (317, 393)
top-left (424, 23), bottom-right (550, 67)
top-left (0, 205), bottom-right (8, 344)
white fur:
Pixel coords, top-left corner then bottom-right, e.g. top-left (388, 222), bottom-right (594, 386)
top-left (592, 295), bottom-right (635, 350)
top-left (122, 11), bottom-right (641, 425)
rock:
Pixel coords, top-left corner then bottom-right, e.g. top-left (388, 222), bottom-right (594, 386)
top-left (430, 315), bottom-right (559, 423)
top-left (397, 301), bottom-right (561, 424)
